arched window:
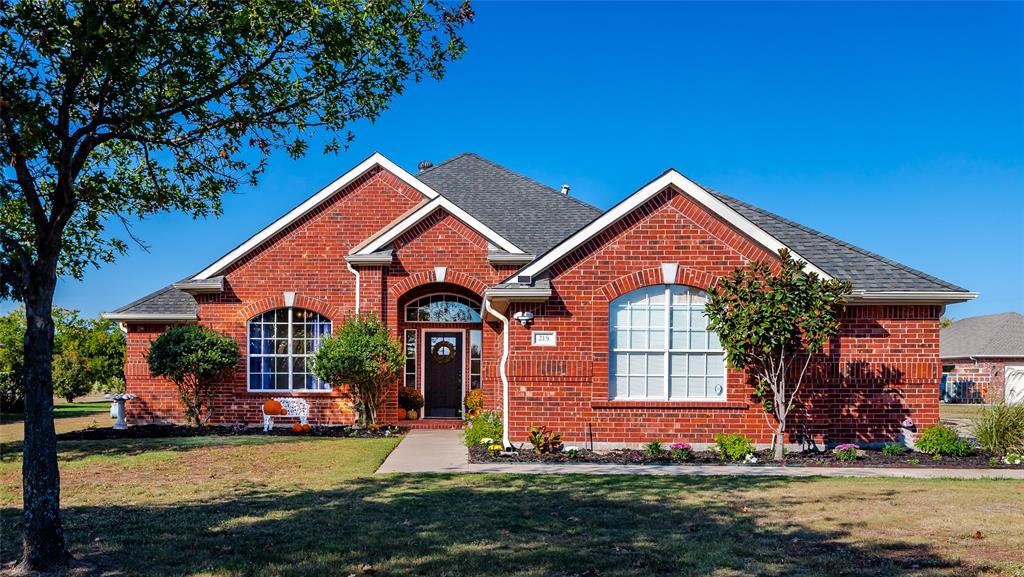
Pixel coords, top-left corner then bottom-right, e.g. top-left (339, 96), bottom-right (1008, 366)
top-left (405, 293), bottom-right (482, 323)
top-left (609, 285), bottom-right (725, 400)
top-left (248, 308), bottom-right (332, 391)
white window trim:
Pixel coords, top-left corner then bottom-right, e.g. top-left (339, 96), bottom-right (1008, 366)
top-left (404, 293), bottom-right (484, 324)
top-left (609, 285), bottom-right (727, 402)
top-left (247, 308), bottom-right (333, 393)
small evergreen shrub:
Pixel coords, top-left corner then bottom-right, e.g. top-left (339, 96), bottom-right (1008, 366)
top-left (916, 424), bottom-right (974, 457)
top-left (643, 440), bottom-right (664, 457)
top-left (971, 403), bottom-right (1024, 456)
top-left (882, 443), bottom-right (906, 456)
top-left (463, 410), bottom-right (503, 448)
top-left (712, 433), bottom-right (756, 462)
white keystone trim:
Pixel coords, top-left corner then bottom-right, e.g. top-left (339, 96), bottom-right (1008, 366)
top-left (193, 152), bottom-right (439, 280)
top-left (353, 196), bottom-right (524, 255)
top-left (509, 170), bottom-right (832, 282)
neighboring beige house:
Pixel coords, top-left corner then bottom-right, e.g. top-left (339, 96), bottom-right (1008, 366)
top-left (940, 312), bottom-right (1024, 404)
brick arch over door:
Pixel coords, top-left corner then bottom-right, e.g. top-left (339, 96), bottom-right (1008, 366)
top-left (389, 269), bottom-right (489, 302)
top-left (235, 294), bottom-right (344, 323)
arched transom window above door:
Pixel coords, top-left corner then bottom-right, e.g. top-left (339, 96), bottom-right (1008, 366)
top-left (405, 294), bottom-right (482, 323)
top-left (609, 285), bottom-right (726, 401)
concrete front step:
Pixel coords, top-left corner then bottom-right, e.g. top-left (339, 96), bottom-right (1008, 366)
top-left (402, 418), bottom-right (464, 430)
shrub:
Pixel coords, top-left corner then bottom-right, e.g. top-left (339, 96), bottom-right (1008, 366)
top-left (564, 446), bottom-right (580, 458)
top-left (971, 403), bottom-right (1024, 456)
top-left (311, 315), bottom-right (403, 426)
top-left (464, 389), bottom-right (484, 411)
top-left (833, 443), bottom-right (858, 462)
top-left (398, 386), bottom-right (424, 412)
top-left (882, 443), bottom-right (906, 456)
top-left (1003, 453), bottom-right (1023, 465)
top-left (670, 442), bottom-right (692, 460)
top-left (52, 350), bottom-right (93, 403)
top-left (147, 325), bottom-right (241, 426)
top-left (916, 424), bottom-right (974, 457)
top-left (712, 433), bottom-right (756, 462)
top-left (528, 426), bottom-right (562, 454)
top-left (643, 440), bottom-right (664, 457)
top-left (464, 410), bottom-right (503, 448)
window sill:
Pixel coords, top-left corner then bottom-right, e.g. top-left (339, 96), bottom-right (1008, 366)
top-left (591, 400), bottom-right (748, 410)
top-left (247, 389), bottom-right (335, 395)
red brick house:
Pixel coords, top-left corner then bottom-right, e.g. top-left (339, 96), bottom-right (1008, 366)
top-left (106, 152), bottom-right (976, 448)
top-left (940, 312), bottom-right (1024, 404)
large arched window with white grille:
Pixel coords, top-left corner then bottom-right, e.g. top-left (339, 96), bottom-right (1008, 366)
top-left (248, 308), bottom-right (331, 391)
top-left (609, 285), bottom-right (725, 400)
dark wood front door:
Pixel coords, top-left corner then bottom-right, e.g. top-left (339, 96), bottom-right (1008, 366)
top-left (424, 332), bottom-right (463, 418)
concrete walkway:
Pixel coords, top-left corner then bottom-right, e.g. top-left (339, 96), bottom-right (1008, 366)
top-left (376, 429), bottom-right (1024, 479)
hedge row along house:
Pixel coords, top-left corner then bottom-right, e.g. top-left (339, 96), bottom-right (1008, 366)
top-left (105, 153), bottom-right (976, 448)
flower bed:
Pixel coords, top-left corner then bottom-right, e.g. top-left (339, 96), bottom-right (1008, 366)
top-left (468, 446), bottom-right (1024, 469)
top-left (59, 423), bottom-right (405, 441)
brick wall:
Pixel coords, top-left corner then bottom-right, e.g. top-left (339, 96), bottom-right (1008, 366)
top-left (501, 187), bottom-right (942, 448)
top-left (942, 358), bottom-right (1020, 403)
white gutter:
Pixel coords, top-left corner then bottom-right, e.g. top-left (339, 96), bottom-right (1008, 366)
top-left (483, 294), bottom-right (512, 449)
top-left (347, 261), bottom-right (361, 315)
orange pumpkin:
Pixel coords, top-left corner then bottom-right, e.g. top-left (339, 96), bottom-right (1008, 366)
top-left (301, 424), bottom-right (311, 433)
top-left (263, 400), bottom-right (283, 415)
top-left (291, 423), bottom-right (303, 433)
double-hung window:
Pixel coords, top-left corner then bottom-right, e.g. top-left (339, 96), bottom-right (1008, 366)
top-left (609, 285), bottom-right (725, 400)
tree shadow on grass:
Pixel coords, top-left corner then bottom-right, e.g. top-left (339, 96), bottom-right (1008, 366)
top-left (1, 474), bottom-right (978, 577)
top-left (0, 435), bottom-right (310, 465)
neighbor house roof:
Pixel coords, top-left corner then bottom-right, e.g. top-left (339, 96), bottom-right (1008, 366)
top-left (105, 153), bottom-right (974, 321)
top-left (940, 312), bottom-right (1024, 359)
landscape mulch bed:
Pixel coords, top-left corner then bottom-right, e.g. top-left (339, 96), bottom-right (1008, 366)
top-left (58, 424), bottom-right (406, 441)
top-left (468, 446), bottom-right (1022, 469)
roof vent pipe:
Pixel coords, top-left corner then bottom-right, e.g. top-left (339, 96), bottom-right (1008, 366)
top-left (418, 160), bottom-right (433, 171)
top-left (560, 184), bottom-right (570, 196)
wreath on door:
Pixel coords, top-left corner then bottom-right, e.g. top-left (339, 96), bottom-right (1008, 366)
top-left (430, 340), bottom-right (456, 364)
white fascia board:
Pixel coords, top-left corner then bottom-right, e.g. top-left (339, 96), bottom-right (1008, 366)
top-left (344, 252), bottom-right (393, 265)
top-left (193, 152), bottom-right (439, 280)
top-left (509, 170), bottom-right (832, 282)
top-left (848, 291), bottom-right (979, 304)
top-left (483, 287), bottom-right (553, 300)
top-left (354, 196), bottom-right (524, 255)
top-left (100, 313), bottom-right (198, 322)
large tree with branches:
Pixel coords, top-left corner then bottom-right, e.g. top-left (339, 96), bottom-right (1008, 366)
top-left (0, 0), bottom-right (471, 569)
top-left (705, 249), bottom-right (852, 462)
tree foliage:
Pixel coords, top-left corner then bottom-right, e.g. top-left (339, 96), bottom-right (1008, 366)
top-left (0, 0), bottom-right (470, 567)
top-left (147, 324), bottom-right (240, 427)
top-left (311, 315), bottom-right (403, 426)
top-left (705, 248), bottom-right (851, 461)
top-left (0, 307), bottom-right (125, 407)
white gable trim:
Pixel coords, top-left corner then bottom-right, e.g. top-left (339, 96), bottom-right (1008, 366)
top-left (193, 152), bottom-right (439, 280)
top-left (352, 196), bottom-right (524, 255)
top-left (510, 170), bottom-right (832, 282)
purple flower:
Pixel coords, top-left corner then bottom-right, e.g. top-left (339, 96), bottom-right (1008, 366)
top-left (670, 443), bottom-right (692, 451)
top-left (835, 443), bottom-right (858, 451)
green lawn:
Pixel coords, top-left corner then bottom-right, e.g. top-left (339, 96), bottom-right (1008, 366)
top-left (0, 401), bottom-right (111, 444)
top-left (1, 434), bottom-right (1022, 576)
top-left (940, 403), bottom-right (991, 422)
top-left (0, 400), bottom-right (109, 423)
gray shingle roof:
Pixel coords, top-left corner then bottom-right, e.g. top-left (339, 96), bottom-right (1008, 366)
top-left (708, 190), bottom-right (967, 293)
top-left (417, 153), bottom-right (603, 255)
top-left (106, 283), bottom-right (198, 319)
top-left (940, 312), bottom-right (1024, 358)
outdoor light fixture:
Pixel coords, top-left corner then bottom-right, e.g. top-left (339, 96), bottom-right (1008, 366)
top-left (513, 311), bottom-right (535, 327)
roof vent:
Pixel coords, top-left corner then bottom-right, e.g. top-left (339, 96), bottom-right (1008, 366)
top-left (560, 184), bottom-right (570, 196)
top-left (418, 160), bottom-right (433, 171)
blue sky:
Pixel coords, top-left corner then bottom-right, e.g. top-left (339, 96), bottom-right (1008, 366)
top-left (12, 1), bottom-right (1024, 319)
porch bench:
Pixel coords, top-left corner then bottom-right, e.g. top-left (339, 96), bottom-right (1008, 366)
top-left (262, 397), bottom-right (310, 432)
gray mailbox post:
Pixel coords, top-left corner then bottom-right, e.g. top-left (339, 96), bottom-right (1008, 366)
top-left (105, 393), bottom-right (137, 430)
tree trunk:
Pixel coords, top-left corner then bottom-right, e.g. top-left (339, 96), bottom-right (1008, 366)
top-left (17, 259), bottom-right (70, 571)
top-left (773, 430), bottom-right (785, 461)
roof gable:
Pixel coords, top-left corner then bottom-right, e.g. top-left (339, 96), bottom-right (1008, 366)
top-left (941, 312), bottom-right (1024, 358)
top-left (193, 152), bottom-right (440, 280)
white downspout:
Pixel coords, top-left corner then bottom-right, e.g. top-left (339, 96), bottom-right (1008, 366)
top-left (346, 261), bottom-right (361, 315)
top-left (483, 294), bottom-right (511, 449)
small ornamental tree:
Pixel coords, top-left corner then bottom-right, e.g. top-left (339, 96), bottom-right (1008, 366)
top-left (312, 315), bottom-right (403, 426)
top-left (51, 350), bottom-right (91, 403)
top-left (705, 248), bottom-right (852, 461)
top-left (147, 325), bottom-right (240, 427)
